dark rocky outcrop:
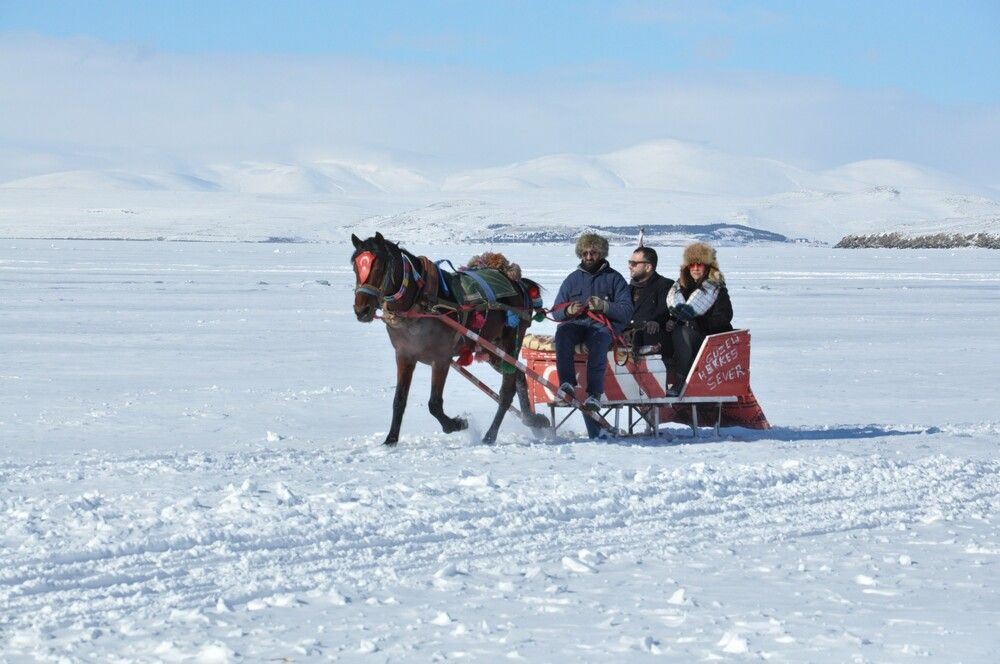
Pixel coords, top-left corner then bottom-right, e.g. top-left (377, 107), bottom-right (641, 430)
top-left (836, 232), bottom-right (1000, 249)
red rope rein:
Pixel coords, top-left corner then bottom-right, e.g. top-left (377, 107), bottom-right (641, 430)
top-left (376, 301), bottom-right (630, 363)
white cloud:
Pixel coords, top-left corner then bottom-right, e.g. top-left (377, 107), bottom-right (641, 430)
top-left (0, 32), bottom-right (997, 184)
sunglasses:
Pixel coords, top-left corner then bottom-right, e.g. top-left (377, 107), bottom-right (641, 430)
top-left (687, 262), bottom-right (706, 269)
top-left (627, 260), bottom-right (650, 267)
top-left (581, 250), bottom-right (602, 257)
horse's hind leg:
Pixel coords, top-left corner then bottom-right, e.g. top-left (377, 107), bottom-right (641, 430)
top-left (385, 356), bottom-right (417, 446)
top-left (429, 360), bottom-right (468, 434)
top-left (516, 371), bottom-right (550, 430)
top-left (483, 371), bottom-right (517, 444)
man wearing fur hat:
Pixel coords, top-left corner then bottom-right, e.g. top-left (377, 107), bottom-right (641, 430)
top-left (552, 233), bottom-right (633, 420)
top-left (665, 242), bottom-right (734, 395)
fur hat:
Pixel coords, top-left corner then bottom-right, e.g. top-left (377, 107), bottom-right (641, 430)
top-left (679, 242), bottom-right (724, 286)
top-left (682, 242), bottom-right (718, 269)
top-left (575, 232), bottom-right (609, 259)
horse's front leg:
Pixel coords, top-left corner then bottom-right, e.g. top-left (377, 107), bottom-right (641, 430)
top-left (429, 360), bottom-right (468, 434)
top-left (385, 355), bottom-right (416, 446)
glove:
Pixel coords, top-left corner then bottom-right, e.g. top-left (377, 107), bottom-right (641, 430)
top-left (586, 295), bottom-right (609, 314)
top-left (671, 304), bottom-right (696, 322)
top-left (663, 319), bottom-right (677, 333)
top-left (644, 320), bottom-right (660, 335)
top-left (566, 301), bottom-right (585, 317)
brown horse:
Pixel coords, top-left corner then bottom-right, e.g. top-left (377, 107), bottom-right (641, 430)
top-left (351, 232), bottom-right (548, 445)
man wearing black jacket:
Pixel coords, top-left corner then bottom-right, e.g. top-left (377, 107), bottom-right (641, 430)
top-left (626, 246), bottom-right (674, 370)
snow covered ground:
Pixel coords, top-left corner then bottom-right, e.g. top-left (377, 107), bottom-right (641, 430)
top-left (2, 240), bottom-right (999, 662)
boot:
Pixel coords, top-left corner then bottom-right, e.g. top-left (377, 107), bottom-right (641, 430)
top-left (556, 382), bottom-right (576, 403)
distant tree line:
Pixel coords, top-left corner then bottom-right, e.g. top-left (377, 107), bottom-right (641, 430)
top-left (835, 232), bottom-right (1000, 249)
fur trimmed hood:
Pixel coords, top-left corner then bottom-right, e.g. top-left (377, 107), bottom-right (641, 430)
top-left (575, 232), bottom-right (609, 259)
top-left (679, 242), bottom-right (725, 288)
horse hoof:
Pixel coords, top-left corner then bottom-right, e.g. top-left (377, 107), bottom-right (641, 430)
top-left (444, 417), bottom-right (468, 433)
top-left (482, 433), bottom-right (497, 445)
top-left (382, 438), bottom-right (398, 447)
top-left (526, 413), bottom-right (550, 429)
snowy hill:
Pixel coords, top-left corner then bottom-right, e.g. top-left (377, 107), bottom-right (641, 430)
top-left (0, 139), bottom-right (997, 244)
top-left (443, 154), bottom-right (626, 191)
top-left (602, 140), bottom-right (810, 196)
top-left (0, 169), bottom-right (220, 192)
top-left (312, 159), bottom-right (433, 193)
top-left (823, 159), bottom-right (977, 193)
top-left (202, 162), bottom-right (354, 195)
top-left (203, 160), bottom-right (434, 194)
top-left (444, 139), bottom-right (811, 196)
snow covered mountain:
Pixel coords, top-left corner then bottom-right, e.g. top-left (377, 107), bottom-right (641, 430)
top-left (0, 169), bottom-right (220, 192)
top-left (822, 159), bottom-right (975, 192)
top-left (0, 139), bottom-right (996, 244)
top-left (201, 160), bottom-right (433, 194)
top-left (0, 160), bottom-right (433, 196)
top-left (442, 140), bottom-right (815, 196)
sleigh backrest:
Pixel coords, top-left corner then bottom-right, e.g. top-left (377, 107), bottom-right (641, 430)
top-left (679, 329), bottom-right (752, 398)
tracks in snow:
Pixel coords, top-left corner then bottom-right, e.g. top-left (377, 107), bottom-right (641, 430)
top-left (2, 434), bottom-right (998, 634)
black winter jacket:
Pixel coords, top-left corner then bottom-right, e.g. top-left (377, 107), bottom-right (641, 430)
top-left (628, 272), bottom-right (674, 328)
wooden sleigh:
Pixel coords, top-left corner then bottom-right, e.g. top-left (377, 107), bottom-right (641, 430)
top-left (429, 310), bottom-right (768, 438)
top-left (520, 329), bottom-right (770, 437)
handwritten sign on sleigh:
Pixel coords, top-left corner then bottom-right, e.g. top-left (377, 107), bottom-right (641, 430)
top-left (683, 330), bottom-right (752, 397)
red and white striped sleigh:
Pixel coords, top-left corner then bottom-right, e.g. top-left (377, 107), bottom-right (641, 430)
top-left (520, 329), bottom-right (770, 436)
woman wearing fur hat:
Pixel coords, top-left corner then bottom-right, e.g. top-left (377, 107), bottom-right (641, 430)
top-left (664, 242), bottom-right (734, 394)
top-left (551, 232), bottom-right (633, 427)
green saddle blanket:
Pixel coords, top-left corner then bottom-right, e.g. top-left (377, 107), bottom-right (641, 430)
top-left (448, 269), bottom-right (520, 306)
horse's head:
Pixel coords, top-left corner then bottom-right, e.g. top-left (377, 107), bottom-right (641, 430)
top-left (351, 232), bottom-right (395, 322)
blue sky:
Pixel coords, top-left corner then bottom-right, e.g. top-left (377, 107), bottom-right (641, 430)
top-left (2, 0), bottom-right (998, 104)
top-left (1, 2), bottom-right (999, 182)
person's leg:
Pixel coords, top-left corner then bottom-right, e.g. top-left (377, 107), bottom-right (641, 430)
top-left (658, 324), bottom-right (674, 374)
top-left (671, 323), bottom-right (705, 382)
top-left (583, 325), bottom-right (613, 397)
top-left (582, 327), bottom-right (609, 439)
top-left (554, 323), bottom-right (584, 387)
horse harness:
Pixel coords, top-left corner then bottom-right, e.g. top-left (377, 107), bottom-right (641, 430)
top-left (353, 249), bottom-right (424, 308)
top-left (354, 245), bottom-right (537, 330)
